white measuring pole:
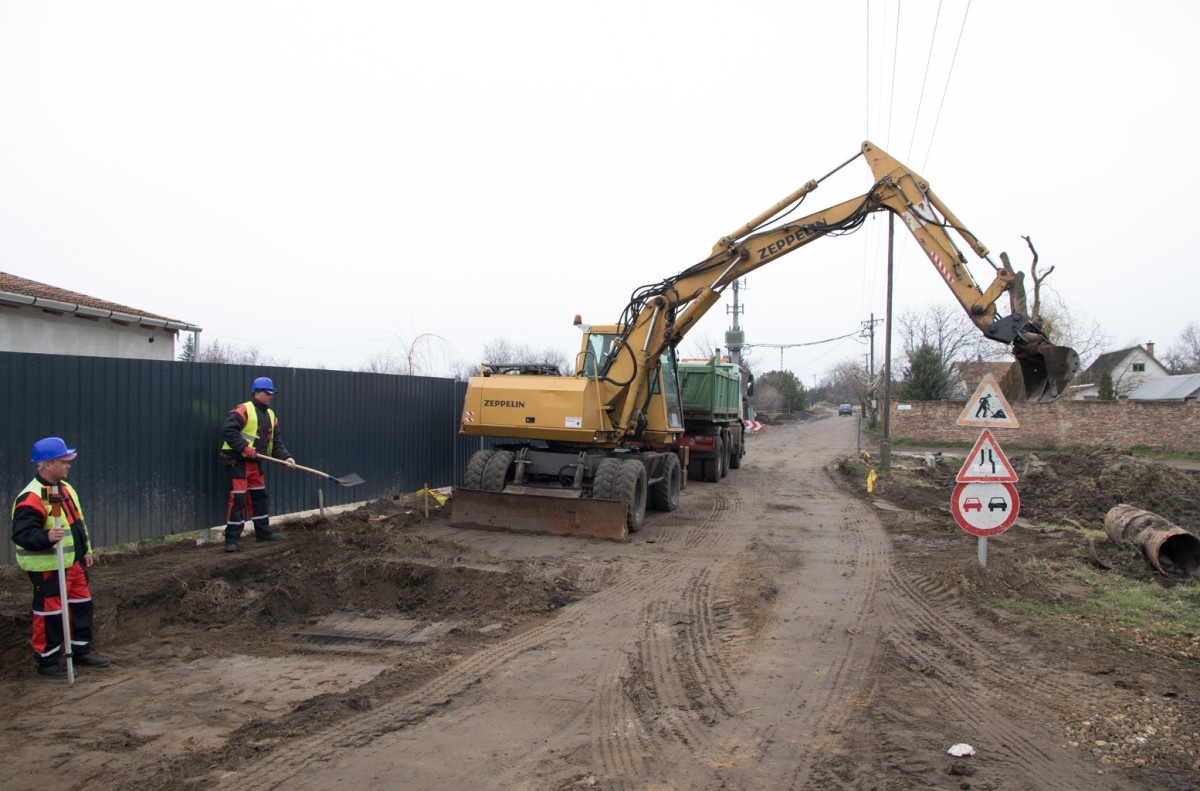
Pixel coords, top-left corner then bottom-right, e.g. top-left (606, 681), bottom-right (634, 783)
top-left (49, 486), bottom-right (75, 685)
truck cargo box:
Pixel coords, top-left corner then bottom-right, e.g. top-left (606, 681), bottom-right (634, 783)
top-left (678, 360), bottom-right (743, 422)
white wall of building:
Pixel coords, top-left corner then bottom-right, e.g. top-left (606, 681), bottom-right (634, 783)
top-left (0, 305), bottom-right (177, 361)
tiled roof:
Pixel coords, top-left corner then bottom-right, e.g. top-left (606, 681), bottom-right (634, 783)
top-left (0, 270), bottom-right (182, 323)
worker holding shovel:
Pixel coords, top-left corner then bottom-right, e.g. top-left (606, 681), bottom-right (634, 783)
top-left (219, 376), bottom-right (295, 552)
top-left (10, 437), bottom-right (110, 679)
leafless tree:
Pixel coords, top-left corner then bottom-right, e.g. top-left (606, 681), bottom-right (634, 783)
top-left (1033, 291), bottom-right (1109, 371)
top-left (1020, 235), bottom-right (1054, 324)
top-left (897, 301), bottom-right (1000, 364)
top-left (751, 381), bottom-right (786, 413)
top-left (198, 339), bottom-right (288, 366)
top-left (1163, 323), bottom-right (1200, 374)
top-left (683, 332), bottom-right (723, 361)
top-left (824, 357), bottom-right (873, 403)
top-left (365, 331), bottom-right (458, 376)
top-left (479, 339), bottom-right (570, 375)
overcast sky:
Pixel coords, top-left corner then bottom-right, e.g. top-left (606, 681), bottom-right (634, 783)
top-left (2, 1), bottom-right (1196, 383)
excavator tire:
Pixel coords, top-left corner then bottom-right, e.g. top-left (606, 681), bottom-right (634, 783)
top-left (614, 459), bottom-right (648, 533)
top-left (480, 450), bottom-right (514, 492)
top-left (650, 453), bottom-right (682, 512)
top-left (463, 450), bottom-right (494, 489)
top-left (592, 458), bottom-right (621, 500)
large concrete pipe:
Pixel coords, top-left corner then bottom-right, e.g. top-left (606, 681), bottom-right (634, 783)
top-left (1104, 504), bottom-right (1200, 576)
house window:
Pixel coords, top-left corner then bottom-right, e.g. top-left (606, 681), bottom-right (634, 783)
top-left (1132, 362), bottom-right (1145, 372)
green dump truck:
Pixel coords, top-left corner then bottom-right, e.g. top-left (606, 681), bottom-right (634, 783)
top-left (677, 358), bottom-right (753, 482)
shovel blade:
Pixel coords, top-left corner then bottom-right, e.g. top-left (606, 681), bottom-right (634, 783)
top-left (333, 473), bottom-right (365, 487)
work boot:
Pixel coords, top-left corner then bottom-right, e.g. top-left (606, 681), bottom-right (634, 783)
top-left (257, 533), bottom-right (283, 542)
top-left (76, 652), bottom-right (110, 668)
top-left (225, 543), bottom-right (238, 553)
top-left (37, 663), bottom-right (68, 679)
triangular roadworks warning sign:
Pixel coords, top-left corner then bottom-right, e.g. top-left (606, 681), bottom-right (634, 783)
top-left (956, 372), bottom-right (1020, 428)
top-left (956, 429), bottom-right (1019, 483)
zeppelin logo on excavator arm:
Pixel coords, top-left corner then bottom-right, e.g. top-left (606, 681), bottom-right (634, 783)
top-left (484, 399), bottom-right (526, 408)
top-left (756, 225), bottom-right (821, 261)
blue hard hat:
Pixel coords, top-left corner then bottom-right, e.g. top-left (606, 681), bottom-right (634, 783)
top-left (32, 437), bottom-right (77, 464)
top-left (251, 376), bottom-right (276, 393)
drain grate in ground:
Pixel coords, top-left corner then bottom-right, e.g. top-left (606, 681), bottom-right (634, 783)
top-left (292, 612), bottom-right (459, 653)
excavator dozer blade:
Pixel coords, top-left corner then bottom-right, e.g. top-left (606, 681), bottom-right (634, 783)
top-left (449, 486), bottom-right (630, 541)
top-left (1003, 343), bottom-right (1081, 404)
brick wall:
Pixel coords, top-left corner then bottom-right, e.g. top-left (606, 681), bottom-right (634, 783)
top-left (886, 399), bottom-right (1200, 452)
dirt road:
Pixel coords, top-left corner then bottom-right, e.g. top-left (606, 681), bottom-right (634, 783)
top-left (1, 413), bottom-right (1196, 789)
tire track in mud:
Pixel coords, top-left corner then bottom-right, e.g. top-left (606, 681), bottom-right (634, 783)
top-left (600, 429), bottom-right (892, 787)
top-left (220, 478), bottom-right (752, 789)
top-left (222, 417), bottom-right (885, 790)
top-left (588, 483), bottom-right (749, 789)
top-left (768, 497), bottom-right (887, 790)
top-left (635, 422), bottom-right (892, 790)
top-left (869, 561), bottom-right (1127, 790)
top-left (619, 449), bottom-right (889, 789)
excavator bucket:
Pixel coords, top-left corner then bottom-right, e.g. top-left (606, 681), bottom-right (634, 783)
top-left (449, 486), bottom-right (630, 541)
top-left (1003, 343), bottom-right (1081, 403)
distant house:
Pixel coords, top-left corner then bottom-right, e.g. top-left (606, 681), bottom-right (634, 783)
top-left (1127, 373), bottom-right (1200, 401)
top-left (0, 271), bottom-right (201, 362)
top-left (949, 359), bottom-right (1013, 400)
top-left (1069, 343), bottom-right (1169, 400)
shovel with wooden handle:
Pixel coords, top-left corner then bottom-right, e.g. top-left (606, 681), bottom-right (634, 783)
top-left (256, 454), bottom-right (365, 487)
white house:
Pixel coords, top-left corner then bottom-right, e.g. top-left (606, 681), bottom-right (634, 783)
top-left (0, 271), bottom-right (201, 362)
top-left (1069, 343), bottom-right (1169, 400)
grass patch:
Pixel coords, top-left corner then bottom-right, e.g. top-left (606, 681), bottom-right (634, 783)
top-left (1035, 521), bottom-right (1107, 541)
top-left (1129, 444), bottom-right (1200, 462)
top-left (985, 565), bottom-right (1200, 641)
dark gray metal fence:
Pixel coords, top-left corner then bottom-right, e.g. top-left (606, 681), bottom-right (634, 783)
top-left (1, 352), bottom-right (485, 564)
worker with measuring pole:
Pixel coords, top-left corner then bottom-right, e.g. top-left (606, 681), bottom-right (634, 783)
top-left (10, 437), bottom-right (110, 680)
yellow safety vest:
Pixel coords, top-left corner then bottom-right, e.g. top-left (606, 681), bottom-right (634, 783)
top-left (221, 401), bottom-right (277, 456)
top-left (11, 479), bottom-right (86, 572)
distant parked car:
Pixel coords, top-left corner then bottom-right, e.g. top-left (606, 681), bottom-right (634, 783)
top-left (988, 496), bottom-right (1008, 512)
top-left (838, 404), bottom-right (853, 416)
top-left (963, 497), bottom-right (983, 512)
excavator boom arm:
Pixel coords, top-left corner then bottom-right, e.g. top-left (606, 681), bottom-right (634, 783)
top-left (595, 141), bottom-right (1077, 435)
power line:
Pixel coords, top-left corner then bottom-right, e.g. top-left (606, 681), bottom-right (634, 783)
top-left (744, 329), bottom-right (864, 368)
top-left (920, 0), bottom-right (973, 171)
top-left (906, 0), bottom-right (944, 163)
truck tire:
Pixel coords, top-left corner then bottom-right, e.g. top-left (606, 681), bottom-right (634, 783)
top-left (729, 427), bottom-right (744, 470)
top-left (703, 434), bottom-right (723, 483)
top-left (650, 452), bottom-right (681, 512)
top-left (719, 429), bottom-right (730, 478)
top-left (614, 458), bottom-right (648, 532)
top-left (463, 450), bottom-right (494, 489)
top-left (480, 450), bottom-right (514, 492)
top-left (592, 458), bottom-right (621, 500)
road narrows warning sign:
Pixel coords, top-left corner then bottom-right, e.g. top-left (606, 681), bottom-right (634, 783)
top-left (956, 372), bottom-right (1019, 428)
top-left (956, 428), bottom-right (1019, 483)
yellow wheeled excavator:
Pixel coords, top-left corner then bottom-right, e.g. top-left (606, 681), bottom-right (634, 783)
top-left (452, 141), bottom-right (1079, 541)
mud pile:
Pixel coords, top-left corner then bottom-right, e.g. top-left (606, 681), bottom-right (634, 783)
top-left (0, 497), bottom-right (580, 677)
